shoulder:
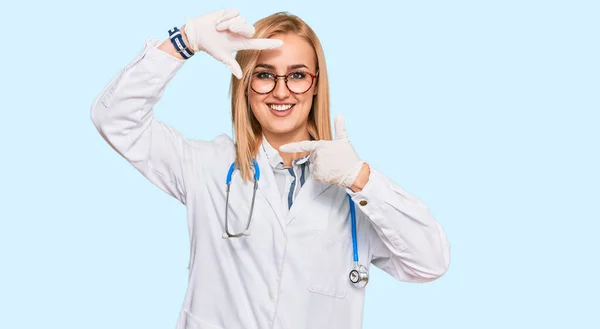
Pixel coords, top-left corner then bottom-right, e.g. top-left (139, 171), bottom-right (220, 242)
top-left (188, 133), bottom-right (236, 166)
top-left (189, 133), bottom-right (234, 152)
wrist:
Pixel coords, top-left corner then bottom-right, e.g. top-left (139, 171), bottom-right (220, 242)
top-left (167, 26), bottom-right (194, 60)
top-left (350, 163), bottom-right (370, 192)
top-left (180, 25), bottom-right (195, 54)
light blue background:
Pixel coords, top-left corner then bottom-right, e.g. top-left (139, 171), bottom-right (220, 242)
top-left (1, 0), bottom-right (598, 328)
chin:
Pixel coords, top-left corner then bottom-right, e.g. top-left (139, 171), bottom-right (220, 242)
top-left (264, 123), bottom-right (299, 135)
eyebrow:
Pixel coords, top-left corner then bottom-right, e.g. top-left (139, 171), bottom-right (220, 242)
top-left (255, 63), bottom-right (309, 70)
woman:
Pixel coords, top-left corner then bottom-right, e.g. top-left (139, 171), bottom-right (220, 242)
top-left (91, 8), bottom-right (450, 329)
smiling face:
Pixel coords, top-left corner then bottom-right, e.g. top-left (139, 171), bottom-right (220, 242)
top-left (248, 33), bottom-right (318, 143)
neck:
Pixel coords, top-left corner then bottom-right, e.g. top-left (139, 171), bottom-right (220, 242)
top-left (263, 128), bottom-right (311, 167)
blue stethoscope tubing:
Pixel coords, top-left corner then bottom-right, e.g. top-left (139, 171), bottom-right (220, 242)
top-left (222, 159), bottom-right (369, 287)
top-left (347, 194), bottom-right (369, 287)
top-left (348, 194), bottom-right (358, 263)
top-left (222, 159), bottom-right (260, 238)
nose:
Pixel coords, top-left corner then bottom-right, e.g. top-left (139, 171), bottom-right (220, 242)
top-left (272, 76), bottom-right (290, 99)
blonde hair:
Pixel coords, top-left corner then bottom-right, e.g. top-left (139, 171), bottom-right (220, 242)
top-left (229, 12), bottom-right (331, 181)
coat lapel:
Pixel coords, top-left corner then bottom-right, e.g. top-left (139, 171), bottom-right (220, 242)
top-left (255, 148), bottom-right (286, 234)
top-left (285, 175), bottom-right (331, 227)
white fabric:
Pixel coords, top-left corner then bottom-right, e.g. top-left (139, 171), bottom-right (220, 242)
top-left (90, 38), bottom-right (451, 329)
top-left (184, 9), bottom-right (283, 79)
top-left (279, 115), bottom-right (364, 188)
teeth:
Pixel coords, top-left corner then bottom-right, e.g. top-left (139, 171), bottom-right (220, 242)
top-left (269, 104), bottom-right (293, 111)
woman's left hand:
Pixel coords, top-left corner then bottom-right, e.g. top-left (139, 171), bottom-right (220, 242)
top-left (279, 114), bottom-right (367, 189)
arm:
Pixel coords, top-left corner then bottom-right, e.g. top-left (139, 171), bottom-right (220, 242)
top-left (279, 115), bottom-right (450, 282)
top-left (348, 166), bottom-right (451, 283)
top-left (90, 37), bottom-right (192, 204)
top-left (91, 10), bottom-right (283, 203)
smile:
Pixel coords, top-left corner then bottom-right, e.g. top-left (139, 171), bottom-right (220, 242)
top-left (268, 104), bottom-right (295, 111)
top-left (267, 103), bottom-right (295, 117)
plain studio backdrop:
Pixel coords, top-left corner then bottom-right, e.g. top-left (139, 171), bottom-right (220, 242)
top-left (0, 0), bottom-right (598, 328)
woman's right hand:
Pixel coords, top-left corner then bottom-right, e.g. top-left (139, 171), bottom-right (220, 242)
top-left (184, 8), bottom-right (283, 79)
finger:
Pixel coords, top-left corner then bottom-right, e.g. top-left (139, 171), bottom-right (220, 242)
top-left (221, 55), bottom-right (243, 79)
top-left (334, 114), bottom-right (347, 139)
top-left (279, 141), bottom-right (319, 153)
top-left (229, 23), bottom-right (255, 38)
top-left (236, 38), bottom-right (283, 50)
top-left (215, 15), bottom-right (246, 31)
top-left (215, 8), bottom-right (240, 24)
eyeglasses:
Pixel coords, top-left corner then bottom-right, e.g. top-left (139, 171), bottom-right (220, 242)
top-left (250, 71), bottom-right (318, 95)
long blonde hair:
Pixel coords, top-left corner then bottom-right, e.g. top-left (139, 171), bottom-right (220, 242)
top-left (230, 12), bottom-right (331, 181)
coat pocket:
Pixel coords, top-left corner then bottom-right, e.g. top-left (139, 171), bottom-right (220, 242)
top-left (182, 309), bottom-right (226, 329)
top-left (305, 235), bottom-right (353, 298)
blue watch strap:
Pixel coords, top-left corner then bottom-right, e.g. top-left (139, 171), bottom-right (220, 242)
top-left (168, 26), bottom-right (194, 59)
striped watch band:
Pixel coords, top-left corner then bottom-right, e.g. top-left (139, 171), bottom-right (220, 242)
top-left (168, 27), bottom-right (194, 59)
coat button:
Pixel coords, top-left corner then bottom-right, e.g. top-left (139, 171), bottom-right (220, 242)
top-left (359, 200), bottom-right (368, 206)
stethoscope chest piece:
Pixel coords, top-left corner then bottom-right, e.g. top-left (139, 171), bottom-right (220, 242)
top-left (349, 264), bottom-right (369, 288)
top-left (222, 160), bottom-right (370, 289)
top-left (347, 194), bottom-right (369, 288)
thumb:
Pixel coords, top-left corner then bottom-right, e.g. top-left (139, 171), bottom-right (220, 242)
top-left (334, 114), bottom-right (347, 139)
top-left (279, 140), bottom-right (319, 153)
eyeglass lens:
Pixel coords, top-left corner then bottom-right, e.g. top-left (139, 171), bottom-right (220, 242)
top-left (251, 71), bottom-right (314, 94)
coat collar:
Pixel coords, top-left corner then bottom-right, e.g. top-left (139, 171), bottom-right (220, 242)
top-left (261, 135), bottom-right (310, 169)
top-left (256, 136), bottom-right (331, 230)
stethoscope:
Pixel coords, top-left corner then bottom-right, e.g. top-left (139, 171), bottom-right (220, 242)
top-left (222, 159), bottom-right (369, 288)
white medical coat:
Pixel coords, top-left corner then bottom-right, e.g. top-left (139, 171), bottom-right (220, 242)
top-left (90, 38), bottom-right (451, 329)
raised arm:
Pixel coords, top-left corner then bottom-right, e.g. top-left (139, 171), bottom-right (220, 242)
top-left (90, 9), bottom-right (283, 204)
top-left (90, 35), bottom-right (192, 204)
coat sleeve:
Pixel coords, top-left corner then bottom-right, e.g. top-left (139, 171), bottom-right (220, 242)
top-left (347, 165), bottom-right (451, 283)
top-left (90, 38), bottom-right (195, 205)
